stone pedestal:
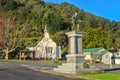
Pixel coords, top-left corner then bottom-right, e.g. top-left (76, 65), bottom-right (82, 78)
top-left (54, 54), bottom-right (85, 74)
top-left (54, 31), bottom-right (85, 74)
top-left (66, 54), bottom-right (84, 63)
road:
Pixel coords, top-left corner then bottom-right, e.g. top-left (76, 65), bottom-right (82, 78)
top-left (0, 60), bottom-right (120, 80)
top-left (0, 61), bottom-right (77, 80)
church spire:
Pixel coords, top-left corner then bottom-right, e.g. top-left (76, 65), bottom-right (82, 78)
top-left (44, 24), bottom-right (48, 33)
top-left (44, 24), bottom-right (50, 38)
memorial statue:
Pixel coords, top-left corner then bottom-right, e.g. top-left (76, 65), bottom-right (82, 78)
top-left (77, 24), bottom-right (80, 31)
top-left (71, 12), bottom-right (78, 31)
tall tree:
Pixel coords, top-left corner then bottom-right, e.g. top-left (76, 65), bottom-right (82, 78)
top-left (0, 12), bottom-right (31, 60)
top-left (83, 27), bottom-right (109, 49)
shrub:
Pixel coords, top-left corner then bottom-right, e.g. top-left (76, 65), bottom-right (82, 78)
top-left (83, 62), bottom-right (89, 68)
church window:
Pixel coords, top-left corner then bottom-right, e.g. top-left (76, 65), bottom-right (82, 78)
top-left (46, 47), bottom-right (52, 53)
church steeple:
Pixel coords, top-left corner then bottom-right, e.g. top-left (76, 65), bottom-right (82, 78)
top-left (44, 25), bottom-right (50, 38)
top-left (44, 24), bottom-right (48, 33)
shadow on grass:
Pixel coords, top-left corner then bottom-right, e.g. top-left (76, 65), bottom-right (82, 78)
top-left (104, 68), bottom-right (120, 72)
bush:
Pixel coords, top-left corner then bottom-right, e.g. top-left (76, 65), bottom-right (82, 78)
top-left (83, 62), bottom-right (89, 68)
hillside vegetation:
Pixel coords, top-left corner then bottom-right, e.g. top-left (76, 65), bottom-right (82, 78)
top-left (0, 0), bottom-right (120, 52)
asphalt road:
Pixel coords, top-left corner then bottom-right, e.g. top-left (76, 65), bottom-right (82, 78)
top-left (0, 61), bottom-right (74, 80)
top-left (0, 60), bottom-right (120, 80)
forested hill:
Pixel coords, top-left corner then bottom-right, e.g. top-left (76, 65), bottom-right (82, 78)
top-left (0, 0), bottom-right (120, 51)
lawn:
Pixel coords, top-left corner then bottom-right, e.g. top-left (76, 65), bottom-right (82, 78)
top-left (79, 73), bottom-right (120, 80)
top-left (40, 59), bottom-right (67, 63)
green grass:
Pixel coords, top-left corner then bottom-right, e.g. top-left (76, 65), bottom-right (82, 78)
top-left (0, 58), bottom-right (67, 63)
top-left (79, 73), bottom-right (120, 80)
top-left (40, 60), bottom-right (67, 63)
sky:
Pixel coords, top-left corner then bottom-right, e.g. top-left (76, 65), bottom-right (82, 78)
top-left (44, 0), bottom-right (120, 22)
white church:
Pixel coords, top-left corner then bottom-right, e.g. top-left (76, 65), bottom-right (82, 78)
top-left (34, 25), bottom-right (61, 59)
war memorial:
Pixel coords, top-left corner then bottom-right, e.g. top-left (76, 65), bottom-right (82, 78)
top-left (54, 13), bottom-right (103, 74)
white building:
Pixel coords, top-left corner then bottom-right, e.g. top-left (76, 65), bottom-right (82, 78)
top-left (111, 49), bottom-right (120, 64)
top-left (34, 25), bottom-right (61, 59)
top-left (102, 50), bottom-right (120, 64)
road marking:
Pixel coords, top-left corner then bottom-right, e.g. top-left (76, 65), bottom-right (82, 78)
top-left (21, 65), bottom-right (53, 72)
top-left (21, 65), bottom-right (39, 71)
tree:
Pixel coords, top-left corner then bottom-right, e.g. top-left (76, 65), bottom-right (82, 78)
top-left (0, 0), bottom-right (18, 11)
top-left (52, 31), bottom-right (68, 53)
top-left (83, 27), bottom-right (109, 49)
top-left (43, 12), bottom-right (63, 34)
top-left (0, 12), bottom-right (31, 60)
